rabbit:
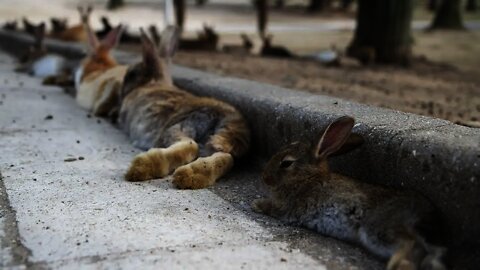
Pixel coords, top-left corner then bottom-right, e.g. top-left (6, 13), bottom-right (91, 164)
top-left (50, 6), bottom-right (92, 42)
top-left (75, 17), bottom-right (128, 117)
top-left (118, 26), bottom-right (250, 189)
top-left (96, 16), bottom-right (141, 44)
top-left (16, 21), bottom-right (75, 84)
top-left (148, 24), bottom-right (161, 46)
top-left (22, 17), bottom-right (38, 36)
top-left (50, 17), bottom-right (68, 35)
top-left (260, 34), bottom-right (294, 58)
top-left (252, 116), bottom-right (447, 270)
top-left (2, 20), bottom-right (17, 31)
top-left (222, 33), bottom-right (254, 55)
top-left (178, 24), bottom-right (219, 51)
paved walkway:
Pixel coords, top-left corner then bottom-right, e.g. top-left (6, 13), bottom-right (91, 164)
top-left (0, 52), bottom-right (381, 269)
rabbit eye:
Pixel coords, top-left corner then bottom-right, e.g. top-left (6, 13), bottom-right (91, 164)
top-left (280, 159), bottom-right (294, 169)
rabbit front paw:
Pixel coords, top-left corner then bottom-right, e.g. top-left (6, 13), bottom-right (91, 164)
top-left (251, 198), bottom-right (273, 214)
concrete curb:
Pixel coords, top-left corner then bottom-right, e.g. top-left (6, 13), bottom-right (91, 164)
top-left (1, 30), bottom-right (479, 248)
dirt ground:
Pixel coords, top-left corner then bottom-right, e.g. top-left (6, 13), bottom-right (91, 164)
top-left (172, 49), bottom-right (480, 127)
top-left (3, 0), bottom-right (480, 126)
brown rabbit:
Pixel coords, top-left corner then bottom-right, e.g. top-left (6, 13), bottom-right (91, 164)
top-left (178, 24), bottom-right (219, 51)
top-left (253, 116), bottom-right (446, 270)
top-left (118, 26), bottom-right (250, 189)
top-left (75, 17), bottom-right (127, 117)
top-left (50, 6), bottom-right (92, 42)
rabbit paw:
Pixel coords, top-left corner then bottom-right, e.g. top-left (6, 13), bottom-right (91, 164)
top-left (125, 151), bottom-right (169, 182)
top-left (251, 198), bottom-right (272, 214)
top-left (172, 165), bottom-right (211, 189)
top-left (387, 259), bottom-right (415, 270)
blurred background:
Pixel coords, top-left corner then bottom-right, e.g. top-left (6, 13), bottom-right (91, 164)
top-left (1, 0), bottom-right (479, 126)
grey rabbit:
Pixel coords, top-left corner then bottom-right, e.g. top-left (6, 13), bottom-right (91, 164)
top-left (252, 116), bottom-right (446, 270)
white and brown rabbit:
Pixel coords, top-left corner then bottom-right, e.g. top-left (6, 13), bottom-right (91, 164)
top-left (118, 26), bottom-right (250, 189)
top-left (16, 21), bottom-right (75, 86)
top-left (253, 116), bottom-right (446, 270)
top-left (75, 17), bottom-right (127, 117)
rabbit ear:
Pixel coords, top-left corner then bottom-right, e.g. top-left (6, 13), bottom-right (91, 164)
top-left (159, 25), bottom-right (179, 58)
top-left (100, 25), bottom-right (123, 50)
top-left (85, 22), bottom-right (99, 51)
top-left (140, 28), bottom-right (161, 75)
top-left (33, 22), bottom-right (46, 49)
top-left (329, 133), bottom-right (364, 157)
top-left (314, 116), bottom-right (355, 160)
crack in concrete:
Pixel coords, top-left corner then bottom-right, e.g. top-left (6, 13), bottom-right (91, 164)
top-left (0, 171), bottom-right (34, 268)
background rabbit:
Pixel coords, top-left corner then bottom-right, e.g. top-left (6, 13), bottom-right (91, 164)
top-left (118, 26), bottom-right (250, 189)
top-left (50, 6), bottom-right (92, 42)
top-left (178, 24), bottom-right (219, 51)
top-left (2, 20), bottom-right (17, 31)
top-left (15, 21), bottom-right (75, 85)
top-left (222, 33), bottom-right (254, 55)
top-left (253, 116), bottom-right (446, 270)
top-left (260, 33), bottom-right (294, 58)
top-left (75, 17), bottom-right (127, 117)
top-left (50, 17), bottom-right (68, 35)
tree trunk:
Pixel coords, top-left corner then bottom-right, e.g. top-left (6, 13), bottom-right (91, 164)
top-left (347, 0), bottom-right (414, 65)
top-left (196, 0), bottom-right (208, 6)
top-left (340, 0), bottom-right (354, 11)
top-left (308, 0), bottom-right (332, 12)
top-left (275, 0), bottom-right (285, 9)
top-left (430, 0), bottom-right (464, 30)
top-left (173, 0), bottom-right (186, 32)
top-left (106, 0), bottom-right (124, 10)
top-left (427, 0), bottom-right (438, 11)
top-left (466, 0), bottom-right (477, 12)
top-left (255, 0), bottom-right (268, 38)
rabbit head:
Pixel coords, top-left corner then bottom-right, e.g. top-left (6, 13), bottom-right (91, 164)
top-left (22, 17), bottom-right (37, 35)
top-left (19, 22), bottom-right (46, 64)
top-left (50, 18), bottom-right (68, 34)
top-left (77, 5), bottom-right (93, 25)
top-left (81, 23), bottom-right (123, 76)
top-left (121, 26), bottom-right (179, 99)
top-left (262, 34), bottom-right (273, 48)
top-left (100, 16), bottom-right (112, 30)
top-left (241, 33), bottom-right (253, 50)
top-left (201, 24), bottom-right (219, 42)
top-left (2, 20), bottom-right (17, 31)
top-left (262, 116), bottom-right (362, 187)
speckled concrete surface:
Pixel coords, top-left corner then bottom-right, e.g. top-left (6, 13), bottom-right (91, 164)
top-left (0, 51), bottom-right (382, 269)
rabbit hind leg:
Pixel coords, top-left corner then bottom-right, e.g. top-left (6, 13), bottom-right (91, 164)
top-left (172, 152), bottom-right (234, 189)
top-left (125, 138), bottom-right (199, 182)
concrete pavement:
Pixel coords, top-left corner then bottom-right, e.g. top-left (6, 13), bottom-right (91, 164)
top-left (0, 52), bottom-right (381, 269)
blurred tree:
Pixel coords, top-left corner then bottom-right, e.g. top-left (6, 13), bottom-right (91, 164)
top-left (196, 0), bottom-right (208, 6)
top-left (340, 0), bottom-right (354, 11)
top-left (308, 0), bottom-right (333, 12)
top-left (107, 0), bottom-right (124, 10)
top-left (427, 0), bottom-right (438, 11)
top-left (347, 0), bottom-right (414, 65)
top-left (466, 0), bottom-right (477, 12)
top-left (275, 0), bottom-right (285, 8)
top-left (174, 0), bottom-right (186, 32)
top-left (430, 0), bottom-right (464, 29)
top-left (255, 0), bottom-right (268, 37)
